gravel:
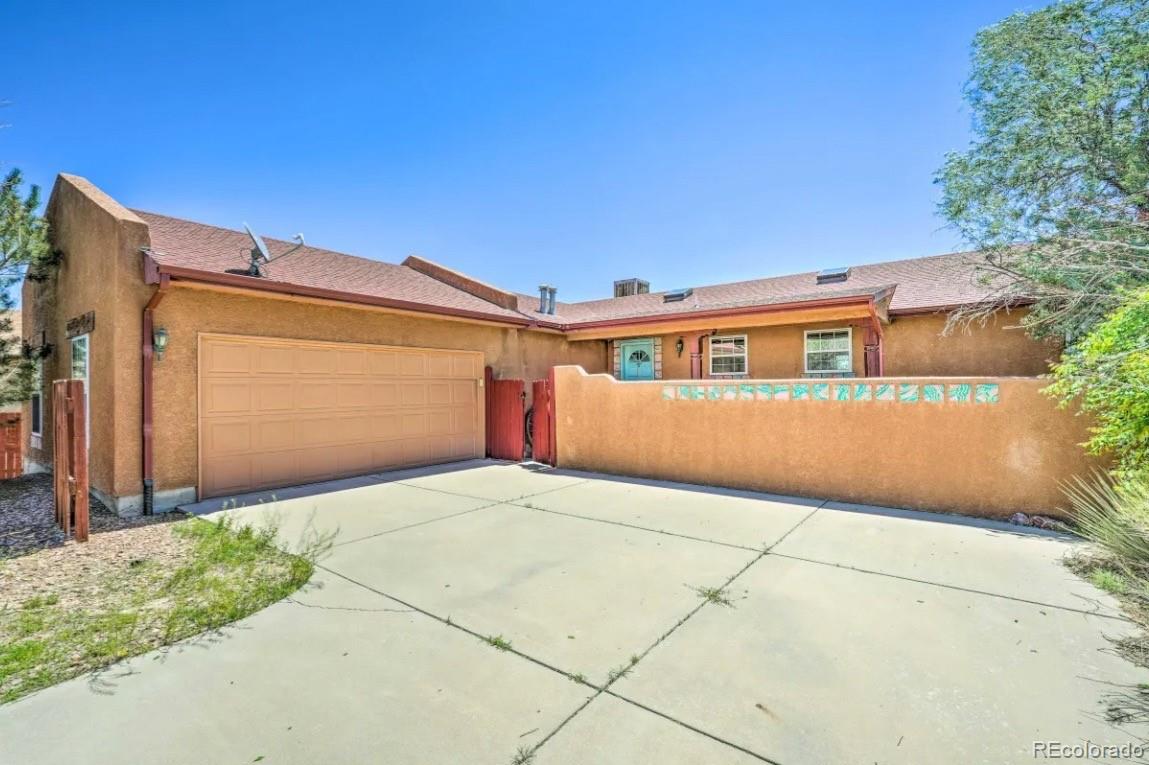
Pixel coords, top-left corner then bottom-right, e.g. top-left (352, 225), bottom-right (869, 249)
top-left (0, 474), bottom-right (177, 560)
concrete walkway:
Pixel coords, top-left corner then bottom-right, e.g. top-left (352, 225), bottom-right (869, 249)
top-left (1, 461), bottom-right (1145, 764)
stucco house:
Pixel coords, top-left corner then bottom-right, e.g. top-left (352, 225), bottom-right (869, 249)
top-left (21, 174), bottom-right (1055, 514)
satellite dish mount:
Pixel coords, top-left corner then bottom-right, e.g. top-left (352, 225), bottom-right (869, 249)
top-left (243, 222), bottom-right (305, 277)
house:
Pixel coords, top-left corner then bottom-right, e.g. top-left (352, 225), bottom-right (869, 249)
top-left (21, 174), bottom-right (1056, 513)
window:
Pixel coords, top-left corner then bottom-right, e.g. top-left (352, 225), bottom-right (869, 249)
top-left (805, 329), bottom-right (852, 374)
top-left (70, 335), bottom-right (90, 447)
top-left (30, 358), bottom-right (42, 438)
top-left (709, 335), bottom-right (748, 376)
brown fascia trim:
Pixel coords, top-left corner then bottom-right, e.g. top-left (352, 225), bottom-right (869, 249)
top-left (144, 256), bottom-right (534, 328)
top-left (402, 255), bottom-right (520, 311)
top-left (887, 298), bottom-right (1036, 318)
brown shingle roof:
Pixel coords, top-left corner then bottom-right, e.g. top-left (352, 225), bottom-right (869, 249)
top-left (137, 212), bottom-right (529, 322)
top-left (517, 252), bottom-right (987, 325)
top-left (137, 210), bottom-right (989, 328)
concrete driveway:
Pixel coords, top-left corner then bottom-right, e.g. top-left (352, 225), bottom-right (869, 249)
top-left (1, 461), bottom-right (1145, 764)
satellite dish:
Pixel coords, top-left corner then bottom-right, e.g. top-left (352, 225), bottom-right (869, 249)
top-left (241, 222), bottom-right (305, 277)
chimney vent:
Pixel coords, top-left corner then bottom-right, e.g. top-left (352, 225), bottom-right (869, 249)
top-left (613, 278), bottom-right (650, 298)
top-left (537, 285), bottom-right (550, 313)
top-left (546, 286), bottom-right (557, 315)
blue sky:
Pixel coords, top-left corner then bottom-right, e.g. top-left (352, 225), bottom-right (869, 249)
top-left (5, 0), bottom-right (1033, 302)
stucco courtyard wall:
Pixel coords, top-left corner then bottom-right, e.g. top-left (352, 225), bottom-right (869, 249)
top-left (552, 366), bottom-right (1095, 517)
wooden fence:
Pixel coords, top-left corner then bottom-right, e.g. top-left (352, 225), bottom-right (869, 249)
top-left (0, 413), bottom-right (20, 480)
top-left (52, 380), bottom-right (88, 542)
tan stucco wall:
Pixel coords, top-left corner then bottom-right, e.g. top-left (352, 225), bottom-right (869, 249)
top-left (147, 287), bottom-right (605, 495)
top-left (22, 175), bottom-right (152, 501)
top-left (883, 312), bottom-right (1057, 377)
top-left (553, 366), bottom-right (1095, 517)
top-left (610, 313), bottom-right (1053, 381)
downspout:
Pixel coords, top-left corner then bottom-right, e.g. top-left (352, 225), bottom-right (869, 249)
top-left (689, 330), bottom-right (717, 379)
top-left (867, 300), bottom-right (885, 377)
top-left (142, 274), bottom-right (170, 515)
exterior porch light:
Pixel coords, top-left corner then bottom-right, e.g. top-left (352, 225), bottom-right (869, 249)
top-left (153, 327), bottom-right (169, 361)
top-left (675, 336), bottom-right (684, 357)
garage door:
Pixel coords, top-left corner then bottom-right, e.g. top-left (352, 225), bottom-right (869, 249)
top-left (199, 335), bottom-right (483, 498)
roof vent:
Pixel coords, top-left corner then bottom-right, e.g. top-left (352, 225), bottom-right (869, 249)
top-left (816, 266), bottom-right (850, 285)
top-left (663, 287), bottom-right (693, 303)
top-left (614, 278), bottom-right (650, 298)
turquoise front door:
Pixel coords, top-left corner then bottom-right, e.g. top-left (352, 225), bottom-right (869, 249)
top-left (619, 339), bottom-right (655, 380)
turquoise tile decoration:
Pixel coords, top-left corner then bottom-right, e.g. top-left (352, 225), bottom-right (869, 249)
top-left (661, 386), bottom-right (676, 400)
top-left (923, 384), bottom-right (943, 403)
top-left (723, 385), bottom-right (738, 400)
top-left (834, 383), bottom-right (851, 401)
top-left (947, 383), bottom-right (971, 403)
top-left (678, 385), bottom-right (691, 400)
top-left (739, 383), bottom-right (755, 400)
top-left (898, 384), bottom-right (919, 402)
top-left (773, 384), bottom-right (790, 400)
top-left (975, 383), bottom-right (1000, 404)
top-left (792, 383), bottom-right (810, 400)
top-left (875, 383), bottom-right (894, 401)
top-left (756, 384), bottom-right (772, 400)
top-left (812, 383), bottom-right (830, 401)
top-left (707, 386), bottom-right (722, 400)
top-left (691, 385), bottom-right (706, 400)
top-left (854, 383), bottom-right (872, 401)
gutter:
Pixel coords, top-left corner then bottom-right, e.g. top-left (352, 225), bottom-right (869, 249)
top-left (141, 272), bottom-right (170, 515)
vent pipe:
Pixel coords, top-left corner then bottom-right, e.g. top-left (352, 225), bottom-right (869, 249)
top-left (538, 284), bottom-right (550, 313)
top-left (547, 286), bottom-right (557, 315)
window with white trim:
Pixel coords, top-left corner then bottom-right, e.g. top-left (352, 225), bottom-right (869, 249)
top-left (709, 334), bottom-right (748, 376)
top-left (30, 358), bottom-right (43, 437)
top-left (804, 329), bottom-right (852, 374)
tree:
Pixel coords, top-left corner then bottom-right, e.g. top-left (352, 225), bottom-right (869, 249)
top-left (0, 168), bottom-right (51, 406)
top-left (936, 0), bottom-right (1149, 341)
top-left (1048, 286), bottom-right (1149, 480)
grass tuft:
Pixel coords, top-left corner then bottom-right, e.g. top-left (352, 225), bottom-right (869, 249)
top-left (485, 634), bottom-right (512, 651)
top-left (691, 584), bottom-right (735, 607)
top-left (0, 515), bottom-right (330, 705)
top-left (510, 745), bottom-right (535, 765)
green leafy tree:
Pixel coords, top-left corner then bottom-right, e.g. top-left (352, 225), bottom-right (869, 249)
top-left (0, 168), bottom-right (52, 406)
top-left (1049, 287), bottom-right (1149, 479)
top-left (937, 0), bottom-right (1149, 340)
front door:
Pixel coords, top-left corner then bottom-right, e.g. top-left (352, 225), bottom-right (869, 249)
top-left (619, 339), bottom-right (655, 380)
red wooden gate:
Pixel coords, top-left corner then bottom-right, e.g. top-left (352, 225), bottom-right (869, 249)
top-left (52, 380), bottom-right (89, 542)
top-left (485, 366), bottom-right (525, 461)
top-left (0, 413), bottom-right (21, 480)
top-left (531, 374), bottom-right (555, 465)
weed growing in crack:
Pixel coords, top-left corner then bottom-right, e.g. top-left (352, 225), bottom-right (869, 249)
top-left (606, 663), bottom-right (631, 683)
top-left (485, 634), bottom-right (512, 651)
top-left (510, 745), bottom-right (535, 765)
top-left (568, 672), bottom-right (587, 684)
top-left (690, 584), bottom-right (735, 607)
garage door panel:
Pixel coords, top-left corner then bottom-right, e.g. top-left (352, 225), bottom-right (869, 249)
top-left (298, 381), bottom-right (337, 409)
top-left (200, 336), bottom-right (483, 498)
top-left (254, 345), bottom-right (294, 374)
top-left (337, 381), bottom-right (371, 408)
top-left (203, 419), bottom-right (252, 456)
top-left (253, 418), bottom-right (295, 451)
top-left (399, 354), bottom-right (426, 377)
top-left (426, 355), bottom-right (452, 378)
top-left (204, 380), bottom-right (251, 415)
top-left (253, 380), bottom-right (294, 411)
top-left (251, 451), bottom-right (298, 488)
top-left (401, 383), bottom-right (427, 406)
top-left (204, 342), bottom-right (251, 375)
top-left (297, 347), bottom-right (339, 375)
top-left (451, 355), bottom-right (477, 379)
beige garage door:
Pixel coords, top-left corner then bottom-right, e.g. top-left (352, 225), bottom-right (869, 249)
top-left (199, 335), bottom-right (483, 498)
